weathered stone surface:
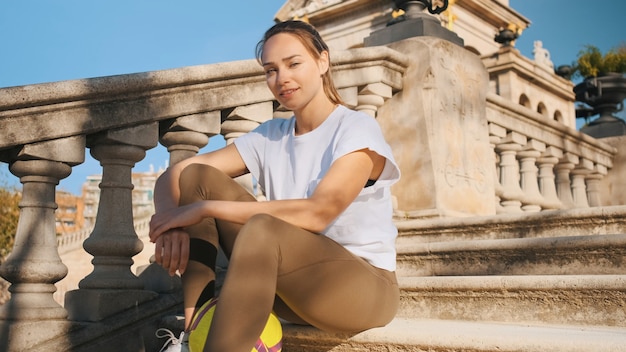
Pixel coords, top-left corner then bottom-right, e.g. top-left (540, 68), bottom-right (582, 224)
top-left (398, 275), bottom-right (626, 327)
top-left (282, 317), bottom-right (626, 352)
top-left (397, 234), bottom-right (626, 276)
top-left (377, 36), bottom-right (495, 218)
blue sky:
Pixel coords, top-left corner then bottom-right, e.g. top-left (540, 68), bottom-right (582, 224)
top-left (1, 0), bottom-right (625, 194)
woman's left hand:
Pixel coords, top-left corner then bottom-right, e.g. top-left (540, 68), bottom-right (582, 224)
top-left (149, 201), bottom-right (208, 243)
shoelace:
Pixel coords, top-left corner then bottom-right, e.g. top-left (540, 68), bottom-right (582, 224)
top-left (156, 328), bottom-right (185, 352)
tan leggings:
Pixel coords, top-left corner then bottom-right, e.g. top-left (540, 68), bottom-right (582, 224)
top-left (178, 164), bottom-right (399, 352)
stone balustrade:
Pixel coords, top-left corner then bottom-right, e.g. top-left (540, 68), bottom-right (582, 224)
top-left (0, 46), bottom-right (408, 349)
top-left (57, 225), bottom-right (93, 255)
top-left (486, 92), bottom-right (616, 213)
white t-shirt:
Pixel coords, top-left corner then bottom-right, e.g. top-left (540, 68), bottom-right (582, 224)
top-left (233, 105), bottom-right (401, 271)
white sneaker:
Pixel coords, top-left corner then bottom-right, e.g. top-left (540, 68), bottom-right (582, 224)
top-left (156, 328), bottom-right (189, 352)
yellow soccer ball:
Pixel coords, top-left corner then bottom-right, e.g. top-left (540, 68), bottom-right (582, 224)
top-left (188, 297), bottom-right (283, 352)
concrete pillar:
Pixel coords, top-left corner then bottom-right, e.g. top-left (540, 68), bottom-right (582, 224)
top-left (518, 139), bottom-right (546, 212)
top-left (488, 123), bottom-right (507, 214)
top-left (160, 111), bottom-right (221, 166)
top-left (571, 158), bottom-right (593, 208)
top-left (65, 124), bottom-right (159, 322)
top-left (357, 83), bottom-right (392, 117)
top-left (586, 163), bottom-right (608, 207)
top-left (555, 153), bottom-right (579, 209)
top-left (537, 146), bottom-right (564, 210)
top-left (586, 173), bottom-right (604, 207)
top-left (377, 36), bottom-right (495, 218)
top-left (0, 136), bottom-right (84, 350)
top-left (496, 142), bottom-right (524, 213)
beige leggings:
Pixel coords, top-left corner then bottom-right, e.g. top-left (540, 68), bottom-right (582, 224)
top-left (178, 164), bottom-right (399, 351)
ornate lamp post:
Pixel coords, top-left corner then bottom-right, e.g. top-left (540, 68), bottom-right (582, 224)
top-left (364, 0), bottom-right (463, 47)
top-left (575, 73), bottom-right (626, 138)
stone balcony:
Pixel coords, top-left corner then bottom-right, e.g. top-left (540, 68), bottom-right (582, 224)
top-left (1, 35), bottom-right (624, 351)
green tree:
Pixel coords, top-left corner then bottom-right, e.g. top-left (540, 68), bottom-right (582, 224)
top-left (573, 43), bottom-right (626, 78)
top-left (0, 185), bottom-right (20, 261)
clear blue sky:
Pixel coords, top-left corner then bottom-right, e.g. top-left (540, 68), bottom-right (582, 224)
top-left (1, 0), bottom-right (625, 194)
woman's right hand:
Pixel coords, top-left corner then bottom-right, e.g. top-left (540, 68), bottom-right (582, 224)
top-left (154, 228), bottom-right (190, 276)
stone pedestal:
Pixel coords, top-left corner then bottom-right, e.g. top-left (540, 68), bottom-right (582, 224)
top-left (364, 13), bottom-right (463, 48)
top-left (377, 36), bottom-right (495, 218)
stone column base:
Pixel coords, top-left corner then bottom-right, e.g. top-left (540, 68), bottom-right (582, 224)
top-left (0, 319), bottom-right (70, 351)
top-left (65, 289), bottom-right (157, 322)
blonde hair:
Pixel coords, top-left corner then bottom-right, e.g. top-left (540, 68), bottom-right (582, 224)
top-left (256, 20), bottom-right (345, 106)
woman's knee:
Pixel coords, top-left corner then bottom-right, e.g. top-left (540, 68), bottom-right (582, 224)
top-left (179, 163), bottom-right (255, 204)
top-left (230, 214), bottom-right (283, 264)
top-left (179, 164), bottom-right (241, 204)
top-left (233, 214), bottom-right (286, 253)
top-left (238, 214), bottom-right (281, 241)
top-left (179, 163), bottom-right (221, 186)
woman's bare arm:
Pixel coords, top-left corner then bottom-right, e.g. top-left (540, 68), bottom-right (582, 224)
top-left (150, 145), bottom-right (385, 275)
top-left (150, 148), bottom-right (384, 238)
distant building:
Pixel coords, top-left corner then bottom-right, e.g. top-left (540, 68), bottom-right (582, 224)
top-left (55, 190), bottom-right (85, 236)
top-left (131, 169), bottom-right (160, 217)
top-left (58, 168), bottom-right (164, 234)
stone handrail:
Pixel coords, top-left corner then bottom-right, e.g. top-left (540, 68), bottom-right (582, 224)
top-left (0, 46), bottom-right (408, 151)
top-left (0, 45), bottom-right (408, 348)
top-left (487, 92), bottom-right (617, 212)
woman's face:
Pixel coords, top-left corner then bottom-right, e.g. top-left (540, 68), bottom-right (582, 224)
top-left (261, 33), bottom-right (329, 113)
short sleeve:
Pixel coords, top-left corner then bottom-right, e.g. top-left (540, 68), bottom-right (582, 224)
top-left (333, 111), bottom-right (401, 187)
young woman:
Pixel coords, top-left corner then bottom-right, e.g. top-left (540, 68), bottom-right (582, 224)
top-left (150, 20), bottom-right (400, 352)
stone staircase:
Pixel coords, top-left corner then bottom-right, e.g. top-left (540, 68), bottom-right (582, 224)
top-left (281, 206), bottom-right (626, 351)
top-left (35, 206), bottom-right (626, 351)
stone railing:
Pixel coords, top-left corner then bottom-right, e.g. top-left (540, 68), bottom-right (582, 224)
top-left (0, 46), bottom-right (408, 349)
top-left (487, 93), bottom-right (616, 213)
top-left (56, 225), bottom-right (94, 255)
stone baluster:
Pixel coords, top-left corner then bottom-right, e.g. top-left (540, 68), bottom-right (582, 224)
top-left (65, 124), bottom-right (158, 322)
top-left (586, 163), bottom-right (608, 207)
top-left (495, 132), bottom-right (526, 213)
top-left (0, 136), bottom-right (84, 348)
top-left (221, 102), bottom-right (273, 142)
top-left (356, 83), bottom-right (392, 117)
top-left (554, 153), bottom-right (578, 209)
top-left (536, 146), bottom-right (563, 210)
top-left (339, 86), bottom-right (358, 110)
top-left (160, 111), bottom-right (221, 166)
top-left (518, 139), bottom-right (546, 212)
top-left (488, 123), bottom-right (506, 214)
top-left (571, 158), bottom-right (593, 208)
top-left (221, 102), bottom-right (273, 197)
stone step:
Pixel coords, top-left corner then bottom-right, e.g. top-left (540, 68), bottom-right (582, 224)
top-left (281, 317), bottom-right (626, 352)
top-left (395, 205), bottom-right (626, 245)
top-left (396, 233), bottom-right (626, 276)
top-left (397, 275), bottom-right (626, 327)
